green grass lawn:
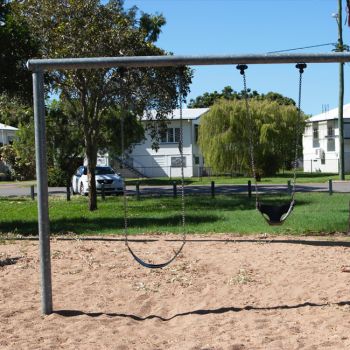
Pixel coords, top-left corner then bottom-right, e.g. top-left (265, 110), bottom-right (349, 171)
top-left (0, 192), bottom-right (348, 236)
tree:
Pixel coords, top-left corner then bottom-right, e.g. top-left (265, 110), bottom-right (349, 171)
top-left (188, 86), bottom-right (295, 108)
top-left (0, 1), bottom-right (39, 104)
top-left (45, 100), bottom-right (84, 189)
top-left (188, 86), bottom-right (259, 108)
top-left (0, 121), bottom-right (36, 180)
top-left (18, 0), bottom-right (191, 210)
top-left (0, 93), bottom-right (33, 127)
top-left (198, 99), bottom-right (306, 177)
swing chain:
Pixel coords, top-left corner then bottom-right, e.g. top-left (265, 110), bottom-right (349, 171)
top-left (291, 63), bottom-right (307, 198)
top-left (178, 66), bottom-right (187, 240)
top-left (119, 68), bottom-right (129, 245)
top-left (236, 64), bottom-right (259, 207)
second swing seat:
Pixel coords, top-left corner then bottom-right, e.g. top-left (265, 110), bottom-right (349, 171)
top-left (257, 200), bottom-right (295, 226)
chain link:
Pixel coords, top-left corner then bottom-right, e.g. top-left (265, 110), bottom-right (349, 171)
top-left (179, 73), bottom-right (186, 243)
top-left (291, 63), bottom-right (306, 199)
top-left (238, 65), bottom-right (259, 207)
top-left (123, 67), bottom-right (186, 268)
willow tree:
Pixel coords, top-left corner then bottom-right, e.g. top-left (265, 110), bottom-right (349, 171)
top-left (18, 0), bottom-right (191, 210)
top-left (198, 99), bottom-right (305, 176)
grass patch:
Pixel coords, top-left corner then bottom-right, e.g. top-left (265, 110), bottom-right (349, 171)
top-left (0, 192), bottom-right (348, 236)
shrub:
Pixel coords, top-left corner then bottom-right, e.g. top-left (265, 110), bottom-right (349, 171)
top-left (47, 167), bottom-right (67, 187)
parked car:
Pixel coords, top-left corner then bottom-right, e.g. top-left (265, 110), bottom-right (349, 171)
top-left (71, 166), bottom-right (124, 196)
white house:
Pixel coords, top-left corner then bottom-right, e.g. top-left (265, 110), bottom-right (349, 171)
top-left (303, 103), bottom-right (350, 173)
top-left (128, 108), bottom-right (209, 178)
top-left (0, 123), bottom-right (18, 146)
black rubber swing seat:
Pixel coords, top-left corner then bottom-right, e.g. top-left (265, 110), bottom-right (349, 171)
top-left (126, 241), bottom-right (186, 269)
top-left (257, 200), bottom-right (295, 226)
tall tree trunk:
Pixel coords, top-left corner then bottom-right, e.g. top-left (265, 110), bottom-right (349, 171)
top-left (86, 141), bottom-right (98, 211)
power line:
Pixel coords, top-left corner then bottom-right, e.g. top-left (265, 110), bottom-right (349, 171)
top-left (267, 43), bottom-right (336, 54)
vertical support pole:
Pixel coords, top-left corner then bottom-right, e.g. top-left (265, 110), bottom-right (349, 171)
top-left (211, 180), bottom-right (215, 198)
top-left (30, 185), bottom-right (35, 200)
top-left (136, 181), bottom-right (140, 200)
top-left (66, 186), bottom-right (71, 201)
top-left (248, 180), bottom-right (252, 198)
top-left (33, 70), bottom-right (52, 315)
top-left (101, 183), bottom-right (105, 200)
top-left (328, 179), bottom-right (333, 195)
top-left (173, 181), bottom-right (177, 198)
top-left (287, 180), bottom-right (292, 196)
top-left (348, 200), bottom-right (350, 235)
top-left (337, 0), bottom-right (345, 180)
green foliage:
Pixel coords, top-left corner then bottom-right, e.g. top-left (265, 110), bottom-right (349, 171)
top-left (46, 99), bottom-right (84, 186)
top-left (0, 93), bottom-right (33, 126)
top-left (18, 0), bottom-right (192, 210)
top-left (0, 144), bottom-right (35, 180)
top-left (199, 99), bottom-right (305, 176)
top-left (0, 1), bottom-right (40, 104)
top-left (47, 166), bottom-right (67, 187)
top-left (188, 86), bottom-right (295, 108)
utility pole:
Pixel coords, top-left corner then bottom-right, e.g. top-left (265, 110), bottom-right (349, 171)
top-left (334, 0), bottom-right (345, 179)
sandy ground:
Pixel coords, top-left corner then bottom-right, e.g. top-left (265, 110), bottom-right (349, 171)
top-left (2, 234), bottom-right (350, 350)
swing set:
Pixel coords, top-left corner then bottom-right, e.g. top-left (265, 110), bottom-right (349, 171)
top-left (27, 52), bottom-right (350, 315)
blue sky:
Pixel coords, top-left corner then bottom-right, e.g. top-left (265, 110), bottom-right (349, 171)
top-left (124, 0), bottom-right (350, 115)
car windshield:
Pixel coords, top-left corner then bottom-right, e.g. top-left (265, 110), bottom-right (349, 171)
top-left (95, 166), bottom-right (115, 175)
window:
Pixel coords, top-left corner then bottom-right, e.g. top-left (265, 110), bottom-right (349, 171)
top-left (313, 124), bottom-right (319, 139)
top-left (327, 125), bottom-right (334, 137)
top-left (171, 156), bottom-right (186, 167)
top-left (161, 127), bottom-right (180, 143)
top-left (194, 124), bottom-right (199, 143)
top-left (327, 138), bottom-right (335, 152)
top-left (7, 136), bottom-right (14, 145)
top-left (327, 121), bottom-right (334, 137)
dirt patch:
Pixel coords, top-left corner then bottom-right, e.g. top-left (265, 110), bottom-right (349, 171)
top-left (2, 234), bottom-right (350, 349)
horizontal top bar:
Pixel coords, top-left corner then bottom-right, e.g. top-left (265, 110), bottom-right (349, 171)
top-left (27, 52), bottom-right (350, 71)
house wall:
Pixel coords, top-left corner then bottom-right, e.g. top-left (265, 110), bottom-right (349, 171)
top-left (130, 119), bottom-right (203, 178)
top-left (303, 119), bottom-right (350, 173)
top-left (0, 129), bottom-right (16, 146)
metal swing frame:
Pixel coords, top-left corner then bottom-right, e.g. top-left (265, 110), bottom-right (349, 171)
top-left (27, 52), bottom-right (350, 315)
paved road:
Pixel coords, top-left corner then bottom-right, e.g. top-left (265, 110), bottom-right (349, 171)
top-left (0, 181), bottom-right (349, 197)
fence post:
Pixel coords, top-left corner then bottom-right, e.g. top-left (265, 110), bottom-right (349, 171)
top-left (211, 181), bottom-right (215, 198)
top-left (287, 180), bottom-right (291, 196)
top-left (136, 181), bottom-right (140, 200)
top-left (101, 183), bottom-right (105, 200)
top-left (66, 186), bottom-right (71, 201)
top-left (348, 201), bottom-right (350, 235)
top-left (173, 181), bottom-right (177, 198)
top-left (328, 179), bottom-right (333, 195)
top-left (248, 180), bottom-right (252, 198)
top-left (30, 185), bottom-right (35, 200)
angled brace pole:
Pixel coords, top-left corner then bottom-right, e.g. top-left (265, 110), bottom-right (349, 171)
top-left (32, 69), bottom-right (52, 315)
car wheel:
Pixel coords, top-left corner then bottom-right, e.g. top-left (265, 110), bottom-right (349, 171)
top-left (79, 183), bottom-right (86, 196)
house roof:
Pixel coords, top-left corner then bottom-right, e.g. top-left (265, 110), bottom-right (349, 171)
top-left (142, 108), bottom-right (209, 121)
top-left (0, 123), bottom-right (18, 131)
top-left (307, 103), bottom-right (350, 122)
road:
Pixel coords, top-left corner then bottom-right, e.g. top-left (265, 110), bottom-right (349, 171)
top-left (0, 181), bottom-right (349, 197)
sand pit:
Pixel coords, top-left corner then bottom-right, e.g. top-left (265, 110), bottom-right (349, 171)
top-left (2, 234), bottom-right (350, 349)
